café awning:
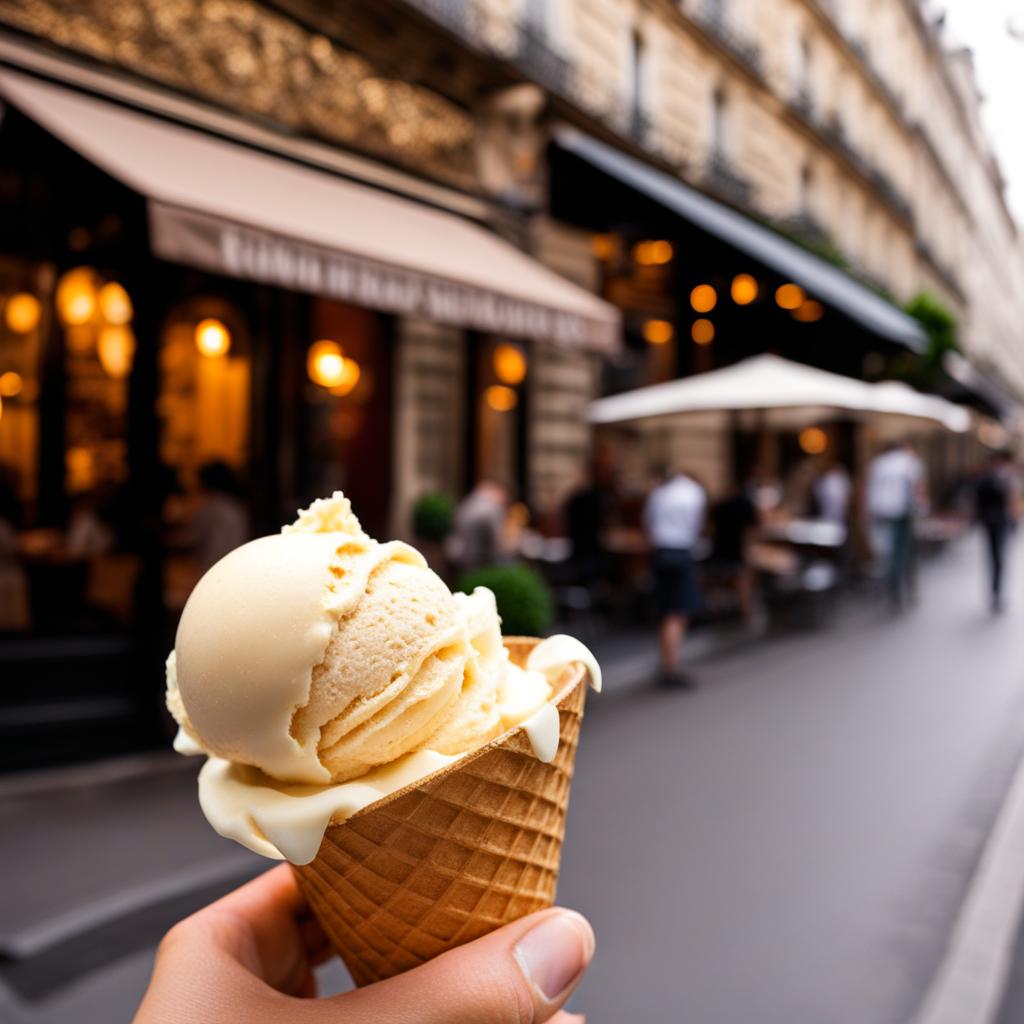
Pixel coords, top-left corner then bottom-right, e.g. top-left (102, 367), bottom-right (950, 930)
top-left (0, 68), bottom-right (620, 350)
top-left (553, 127), bottom-right (925, 352)
top-left (588, 355), bottom-right (971, 432)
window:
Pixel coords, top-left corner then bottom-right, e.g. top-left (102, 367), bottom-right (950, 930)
top-left (792, 34), bottom-right (811, 98)
top-left (801, 163), bottom-right (815, 214)
top-left (711, 88), bottom-right (728, 159)
top-left (629, 30), bottom-right (647, 133)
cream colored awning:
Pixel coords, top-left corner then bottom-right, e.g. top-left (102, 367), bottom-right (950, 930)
top-left (0, 68), bottom-right (620, 350)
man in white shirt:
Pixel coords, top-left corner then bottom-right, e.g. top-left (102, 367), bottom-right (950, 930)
top-left (866, 441), bottom-right (926, 608)
top-left (644, 469), bottom-right (707, 687)
top-left (814, 462), bottom-right (852, 528)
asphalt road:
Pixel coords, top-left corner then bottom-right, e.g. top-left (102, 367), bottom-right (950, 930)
top-left (558, 533), bottom-right (1024, 1023)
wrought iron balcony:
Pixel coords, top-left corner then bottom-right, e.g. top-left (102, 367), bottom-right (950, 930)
top-left (402, 0), bottom-right (473, 35)
top-left (914, 238), bottom-right (964, 300)
top-left (515, 21), bottom-right (570, 96)
top-left (627, 105), bottom-right (653, 147)
top-left (867, 167), bottom-right (914, 225)
top-left (702, 151), bottom-right (752, 207)
top-left (791, 86), bottom-right (814, 121)
top-left (693, 0), bottom-right (764, 79)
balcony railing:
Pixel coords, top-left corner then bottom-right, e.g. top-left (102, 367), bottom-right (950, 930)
top-left (626, 106), bottom-right (653, 147)
top-left (792, 85), bottom-right (814, 120)
top-left (693, 0), bottom-right (764, 79)
top-left (403, 0), bottom-right (472, 35)
top-left (914, 238), bottom-right (964, 301)
top-left (702, 151), bottom-right (752, 207)
top-left (515, 21), bottom-right (570, 96)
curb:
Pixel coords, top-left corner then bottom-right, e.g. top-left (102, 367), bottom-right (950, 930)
top-left (911, 745), bottom-right (1024, 1024)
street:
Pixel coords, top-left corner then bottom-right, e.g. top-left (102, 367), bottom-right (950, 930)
top-left (561, 533), bottom-right (1024, 1023)
top-left (4, 534), bottom-right (1024, 1023)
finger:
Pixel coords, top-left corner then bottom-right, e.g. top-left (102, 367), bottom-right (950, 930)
top-left (325, 907), bottom-right (594, 1024)
top-left (164, 866), bottom-right (315, 994)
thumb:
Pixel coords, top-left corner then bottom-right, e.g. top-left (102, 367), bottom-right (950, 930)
top-left (322, 907), bottom-right (594, 1024)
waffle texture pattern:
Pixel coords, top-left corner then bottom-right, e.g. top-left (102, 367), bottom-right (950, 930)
top-left (292, 637), bottom-right (588, 985)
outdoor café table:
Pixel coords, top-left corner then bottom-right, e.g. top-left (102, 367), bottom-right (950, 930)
top-left (757, 518), bottom-right (847, 557)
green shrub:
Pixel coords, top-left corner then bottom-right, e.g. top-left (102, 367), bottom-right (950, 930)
top-left (412, 492), bottom-right (454, 542)
top-left (904, 291), bottom-right (958, 360)
top-left (456, 563), bottom-right (554, 636)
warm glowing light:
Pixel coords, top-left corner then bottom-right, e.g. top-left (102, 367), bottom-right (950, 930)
top-left (0, 395), bottom-right (3, 421)
top-left (592, 234), bottom-right (616, 261)
top-left (690, 284), bottom-right (717, 313)
top-left (0, 371), bottom-right (24, 397)
top-left (643, 319), bottom-right (674, 345)
top-left (793, 299), bottom-right (825, 322)
top-left (493, 343), bottom-right (527, 385)
top-left (98, 281), bottom-right (133, 325)
top-left (4, 293), bottom-right (40, 333)
top-left (775, 283), bottom-right (805, 310)
top-left (98, 325), bottom-right (136, 378)
top-left (484, 384), bottom-right (518, 412)
top-left (56, 267), bottom-right (98, 326)
top-left (691, 318), bottom-right (715, 345)
top-left (329, 357), bottom-right (361, 397)
top-left (195, 318), bottom-right (232, 357)
top-left (799, 427), bottom-right (829, 454)
top-left (731, 274), bottom-right (759, 305)
top-left (308, 340), bottom-right (345, 388)
top-left (634, 240), bottom-right (674, 265)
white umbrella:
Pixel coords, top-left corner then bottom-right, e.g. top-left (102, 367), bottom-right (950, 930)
top-left (588, 354), bottom-right (970, 433)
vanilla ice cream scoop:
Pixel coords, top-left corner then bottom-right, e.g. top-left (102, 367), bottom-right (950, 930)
top-left (170, 494), bottom-right (507, 784)
top-left (167, 492), bottom-right (600, 863)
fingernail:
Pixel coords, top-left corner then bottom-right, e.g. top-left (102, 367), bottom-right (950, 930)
top-left (514, 911), bottom-right (595, 1002)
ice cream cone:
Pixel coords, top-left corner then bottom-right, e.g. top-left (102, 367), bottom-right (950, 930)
top-left (291, 636), bottom-right (589, 986)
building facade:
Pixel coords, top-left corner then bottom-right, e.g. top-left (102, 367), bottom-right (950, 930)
top-left (0, 0), bottom-right (1020, 768)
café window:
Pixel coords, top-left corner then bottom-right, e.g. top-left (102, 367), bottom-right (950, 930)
top-left (300, 300), bottom-right (392, 537)
top-left (0, 259), bottom-right (44, 513)
top-left (158, 297), bottom-right (252, 609)
top-left (1, 261), bottom-right (140, 633)
top-left (471, 337), bottom-right (529, 499)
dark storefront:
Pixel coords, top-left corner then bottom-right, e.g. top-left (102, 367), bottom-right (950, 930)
top-left (0, 62), bottom-right (618, 771)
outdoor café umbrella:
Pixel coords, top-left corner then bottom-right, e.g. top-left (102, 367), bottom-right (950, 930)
top-left (587, 353), bottom-right (971, 432)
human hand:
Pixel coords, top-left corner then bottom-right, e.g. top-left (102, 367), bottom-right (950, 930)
top-left (134, 864), bottom-right (594, 1023)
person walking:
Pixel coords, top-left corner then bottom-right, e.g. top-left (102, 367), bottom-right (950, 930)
top-left (644, 466), bottom-right (706, 688)
top-left (709, 478), bottom-right (760, 622)
top-left (866, 441), bottom-right (926, 609)
top-left (976, 450), bottom-right (1016, 612)
top-left (813, 460), bottom-right (852, 530)
top-left (450, 480), bottom-right (509, 574)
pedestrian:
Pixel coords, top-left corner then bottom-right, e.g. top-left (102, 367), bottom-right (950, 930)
top-left (644, 464), bottom-right (706, 688)
top-left (975, 450), bottom-right (1017, 613)
top-left (449, 480), bottom-right (509, 574)
top-left (563, 463), bottom-right (611, 589)
top-left (709, 475), bottom-right (760, 621)
top-left (866, 440), bottom-right (926, 609)
top-left (193, 461), bottom-right (249, 571)
top-left (813, 459), bottom-right (852, 530)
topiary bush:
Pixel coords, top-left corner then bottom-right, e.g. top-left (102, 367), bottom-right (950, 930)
top-left (412, 492), bottom-right (455, 542)
top-left (455, 563), bottom-right (554, 636)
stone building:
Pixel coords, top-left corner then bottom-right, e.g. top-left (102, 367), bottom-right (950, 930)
top-left (322, 0), bottom-right (1024, 493)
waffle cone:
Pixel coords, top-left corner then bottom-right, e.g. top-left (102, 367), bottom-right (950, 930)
top-left (291, 636), bottom-right (588, 986)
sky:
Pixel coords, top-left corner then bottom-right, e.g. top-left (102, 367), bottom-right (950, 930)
top-left (941, 0), bottom-right (1024, 222)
